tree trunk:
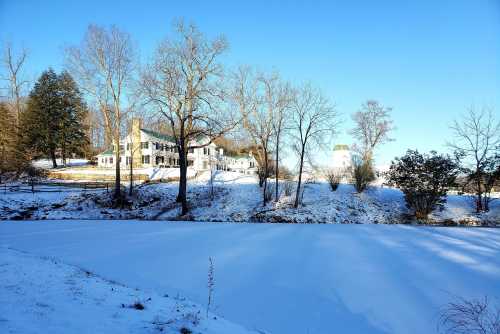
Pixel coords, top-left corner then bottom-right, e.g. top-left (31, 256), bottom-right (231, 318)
top-left (129, 155), bottom-right (133, 196)
top-left (262, 150), bottom-right (269, 206)
top-left (178, 144), bottom-right (188, 215)
top-left (114, 139), bottom-right (121, 201)
top-left (275, 133), bottom-right (280, 201)
top-left (294, 148), bottom-right (305, 208)
top-left (476, 177), bottom-right (483, 213)
top-left (50, 149), bottom-right (57, 168)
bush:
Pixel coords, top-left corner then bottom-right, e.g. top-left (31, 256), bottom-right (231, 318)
top-left (282, 180), bottom-right (294, 197)
top-left (325, 169), bottom-right (341, 191)
top-left (351, 156), bottom-right (375, 192)
top-left (439, 296), bottom-right (500, 334)
top-left (386, 150), bottom-right (458, 220)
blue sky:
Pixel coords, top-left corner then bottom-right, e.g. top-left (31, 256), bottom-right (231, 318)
top-left (1, 0), bottom-right (499, 167)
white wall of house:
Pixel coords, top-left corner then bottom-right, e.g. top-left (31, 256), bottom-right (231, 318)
top-left (96, 129), bottom-right (257, 174)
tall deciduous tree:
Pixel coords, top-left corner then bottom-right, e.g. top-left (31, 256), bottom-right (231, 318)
top-left (66, 25), bottom-right (135, 201)
top-left (351, 100), bottom-right (394, 160)
top-left (141, 20), bottom-right (236, 215)
top-left (260, 72), bottom-right (292, 201)
top-left (290, 84), bottom-right (339, 208)
top-left (233, 66), bottom-right (274, 205)
top-left (0, 102), bottom-right (17, 183)
top-left (1, 42), bottom-right (29, 124)
top-left (350, 100), bottom-right (394, 191)
top-left (449, 107), bottom-right (500, 213)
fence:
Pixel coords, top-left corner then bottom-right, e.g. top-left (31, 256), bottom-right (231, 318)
top-left (1, 181), bottom-right (111, 194)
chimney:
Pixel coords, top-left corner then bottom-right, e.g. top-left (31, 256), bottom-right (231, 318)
top-left (131, 118), bottom-right (142, 168)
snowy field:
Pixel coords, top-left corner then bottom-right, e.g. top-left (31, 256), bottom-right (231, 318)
top-left (1, 221), bottom-right (499, 334)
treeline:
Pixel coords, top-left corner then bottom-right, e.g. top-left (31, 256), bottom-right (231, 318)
top-left (1, 40), bottom-right (90, 182)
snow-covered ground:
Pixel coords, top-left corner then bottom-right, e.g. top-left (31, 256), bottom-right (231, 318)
top-left (0, 247), bottom-right (258, 334)
top-left (1, 221), bottom-right (499, 334)
top-left (33, 158), bottom-right (90, 169)
top-left (1, 171), bottom-right (498, 223)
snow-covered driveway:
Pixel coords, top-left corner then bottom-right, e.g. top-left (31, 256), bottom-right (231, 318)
top-left (1, 221), bottom-right (499, 334)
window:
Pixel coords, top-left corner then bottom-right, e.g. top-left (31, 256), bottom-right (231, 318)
top-left (141, 142), bottom-right (149, 149)
top-left (188, 148), bottom-right (194, 153)
top-left (109, 157), bottom-right (113, 164)
top-left (119, 145), bottom-right (124, 151)
top-left (142, 155), bottom-right (150, 164)
top-left (156, 156), bottom-right (164, 165)
top-left (101, 158), bottom-right (104, 163)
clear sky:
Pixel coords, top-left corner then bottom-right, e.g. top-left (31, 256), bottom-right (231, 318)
top-left (1, 0), bottom-right (499, 167)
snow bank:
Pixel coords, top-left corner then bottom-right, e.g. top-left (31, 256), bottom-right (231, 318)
top-left (33, 158), bottom-right (89, 169)
top-left (0, 247), bottom-right (262, 334)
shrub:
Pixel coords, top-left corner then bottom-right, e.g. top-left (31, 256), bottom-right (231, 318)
top-left (282, 180), bottom-right (294, 197)
top-left (180, 327), bottom-right (192, 334)
top-left (351, 155), bottom-right (375, 192)
top-left (386, 150), bottom-right (458, 220)
top-left (439, 296), bottom-right (500, 334)
top-left (324, 169), bottom-right (341, 191)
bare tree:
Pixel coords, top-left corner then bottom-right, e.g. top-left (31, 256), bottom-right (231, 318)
top-left (140, 20), bottom-right (237, 215)
top-left (351, 100), bottom-right (394, 160)
top-left (260, 72), bottom-right (292, 201)
top-left (449, 107), bottom-right (500, 213)
top-left (233, 66), bottom-right (274, 205)
top-left (66, 25), bottom-right (135, 202)
top-left (0, 42), bottom-right (29, 124)
top-left (290, 84), bottom-right (339, 208)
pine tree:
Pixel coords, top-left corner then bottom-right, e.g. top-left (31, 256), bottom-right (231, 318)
top-left (19, 69), bottom-right (89, 168)
top-left (58, 71), bottom-right (89, 164)
top-left (21, 69), bottom-right (62, 168)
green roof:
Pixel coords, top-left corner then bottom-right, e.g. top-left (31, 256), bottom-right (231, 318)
top-left (225, 152), bottom-right (249, 159)
top-left (97, 148), bottom-right (114, 156)
top-left (141, 129), bottom-right (176, 143)
top-left (333, 144), bottom-right (349, 151)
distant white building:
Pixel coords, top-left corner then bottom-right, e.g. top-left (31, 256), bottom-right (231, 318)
top-left (96, 119), bottom-right (257, 174)
top-left (331, 144), bottom-right (352, 172)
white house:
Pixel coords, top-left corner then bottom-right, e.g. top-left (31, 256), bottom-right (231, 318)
top-left (223, 152), bottom-right (258, 175)
top-left (96, 119), bottom-right (257, 174)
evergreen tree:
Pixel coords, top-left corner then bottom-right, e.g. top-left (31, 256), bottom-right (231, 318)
top-left (20, 69), bottom-right (89, 168)
top-left (387, 150), bottom-right (459, 220)
top-left (58, 71), bottom-right (89, 164)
